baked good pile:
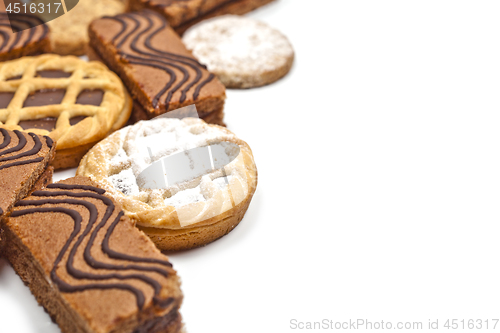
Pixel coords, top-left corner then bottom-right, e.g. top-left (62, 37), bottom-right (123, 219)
top-left (0, 0), bottom-right (293, 332)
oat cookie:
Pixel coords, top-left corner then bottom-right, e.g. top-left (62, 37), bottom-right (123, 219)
top-left (183, 15), bottom-right (294, 88)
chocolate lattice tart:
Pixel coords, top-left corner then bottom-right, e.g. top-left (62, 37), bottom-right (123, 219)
top-left (0, 54), bottom-right (132, 169)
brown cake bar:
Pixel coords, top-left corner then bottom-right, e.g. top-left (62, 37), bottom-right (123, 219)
top-left (0, 12), bottom-right (50, 61)
top-left (2, 176), bottom-right (183, 333)
top-left (88, 10), bottom-right (226, 125)
top-left (128, 0), bottom-right (275, 34)
top-left (0, 128), bottom-right (55, 218)
top-left (0, 128), bottom-right (54, 254)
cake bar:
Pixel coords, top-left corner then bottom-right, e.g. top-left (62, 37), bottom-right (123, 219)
top-left (0, 128), bottom-right (55, 254)
top-left (88, 10), bottom-right (226, 125)
top-left (2, 176), bottom-right (183, 333)
top-left (0, 128), bottom-right (55, 218)
top-left (0, 12), bottom-right (50, 61)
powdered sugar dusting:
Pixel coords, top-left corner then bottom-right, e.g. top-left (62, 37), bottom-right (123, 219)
top-left (106, 118), bottom-right (246, 212)
top-left (110, 117), bottom-right (235, 180)
top-left (163, 184), bottom-right (204, 208)
top-left (183, 15), bottom-right (294, 76)
top-left (108, 169), bottom-right (139, 196)
top-left (78, 116), bottom-right (256, 228)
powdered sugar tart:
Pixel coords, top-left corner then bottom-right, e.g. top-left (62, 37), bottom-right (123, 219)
top-left (77, 117), bottom-right (257, 250)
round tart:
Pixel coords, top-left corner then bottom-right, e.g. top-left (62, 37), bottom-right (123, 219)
top-left (77, 117), bottom-right (258, 251)
top-left (0, 54), bottom-right (132, 169)
top-left (182, 15), bottom-right (294, 88)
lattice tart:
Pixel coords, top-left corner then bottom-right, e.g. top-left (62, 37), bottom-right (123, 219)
top-left (77, 117), bottom-right (258, 251)
top-left (0, 54), bottom-right (132, 169)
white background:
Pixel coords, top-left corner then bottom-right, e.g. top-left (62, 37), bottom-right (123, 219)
top-left (2, 0), bottom-right (500, 332)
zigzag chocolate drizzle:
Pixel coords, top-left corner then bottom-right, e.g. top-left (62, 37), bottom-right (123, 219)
top-left (12, 184), bottom-right (174, 309)
top-left (104, 11), bottom-right (214, 109)
top-left (0, 13), bottom-right (48, 52)
top-left (0, 129), bottom-right (49, 171)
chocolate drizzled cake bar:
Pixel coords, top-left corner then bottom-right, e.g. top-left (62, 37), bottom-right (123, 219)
top-left (0, 128), bottom-right (55, 254)
top-left (0, 12), bottom-right (50, 61)
top-left (0, 128), bottom-right (55, 218)
top-left (2, 176), bottom-right (183, 333)
top-left (88, 10), bottom-right (226, 125)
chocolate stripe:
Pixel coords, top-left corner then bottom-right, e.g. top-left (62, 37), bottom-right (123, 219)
top-left (0, 130), bottom-right (48, 171)
top-left (0, 13), bottom-right (48, 52)
top-left (194, 73), bottom-right (215, 101)
top-left (134, 13), bottom-right (202, 103)
top-left (0, 130), bottom-right (26, 156)
top-left (11, 205), bottom-right (147, 309)
top-left (142, 13), bottom-right (209, 99)
top-left (7, 24), bottom-right (22, 52)
top-left (0, 133), bottom-right (41, 162)
top-left (103, 211), bottom-right (173, 268)
top-left (105, 11), bottom-right (214, 109)
top-left (0, 128), bottom-right (11, 149)
top-left (13, 184), bottom-right (175, 309)
top-left (44, 135), bottom-right (53, 149)
top-left (0, 29), bottom-right (10, 51)
top-left (127, 59), bottom-right (176, 108)
top-left (127, 14), bottom-right (194, 104)
top-left (30, 190), bottom-right (173, 270)
top-left (47, 183), bottom-right (106, 194)
top-left (0, 156), bottom-right (43, 170)
top-left (22, 19), bottom-right (36, 48)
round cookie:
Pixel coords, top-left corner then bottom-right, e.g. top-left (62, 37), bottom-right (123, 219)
top-left (77, 117), bottom-right (258, 251)
top-left (182, 15), bottom-right (294, 88)
top-left (0, 54), bottom-right (132, 169)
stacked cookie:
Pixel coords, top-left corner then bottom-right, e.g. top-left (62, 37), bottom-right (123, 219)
top-left (0, 1), bottom-right (295, 331)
